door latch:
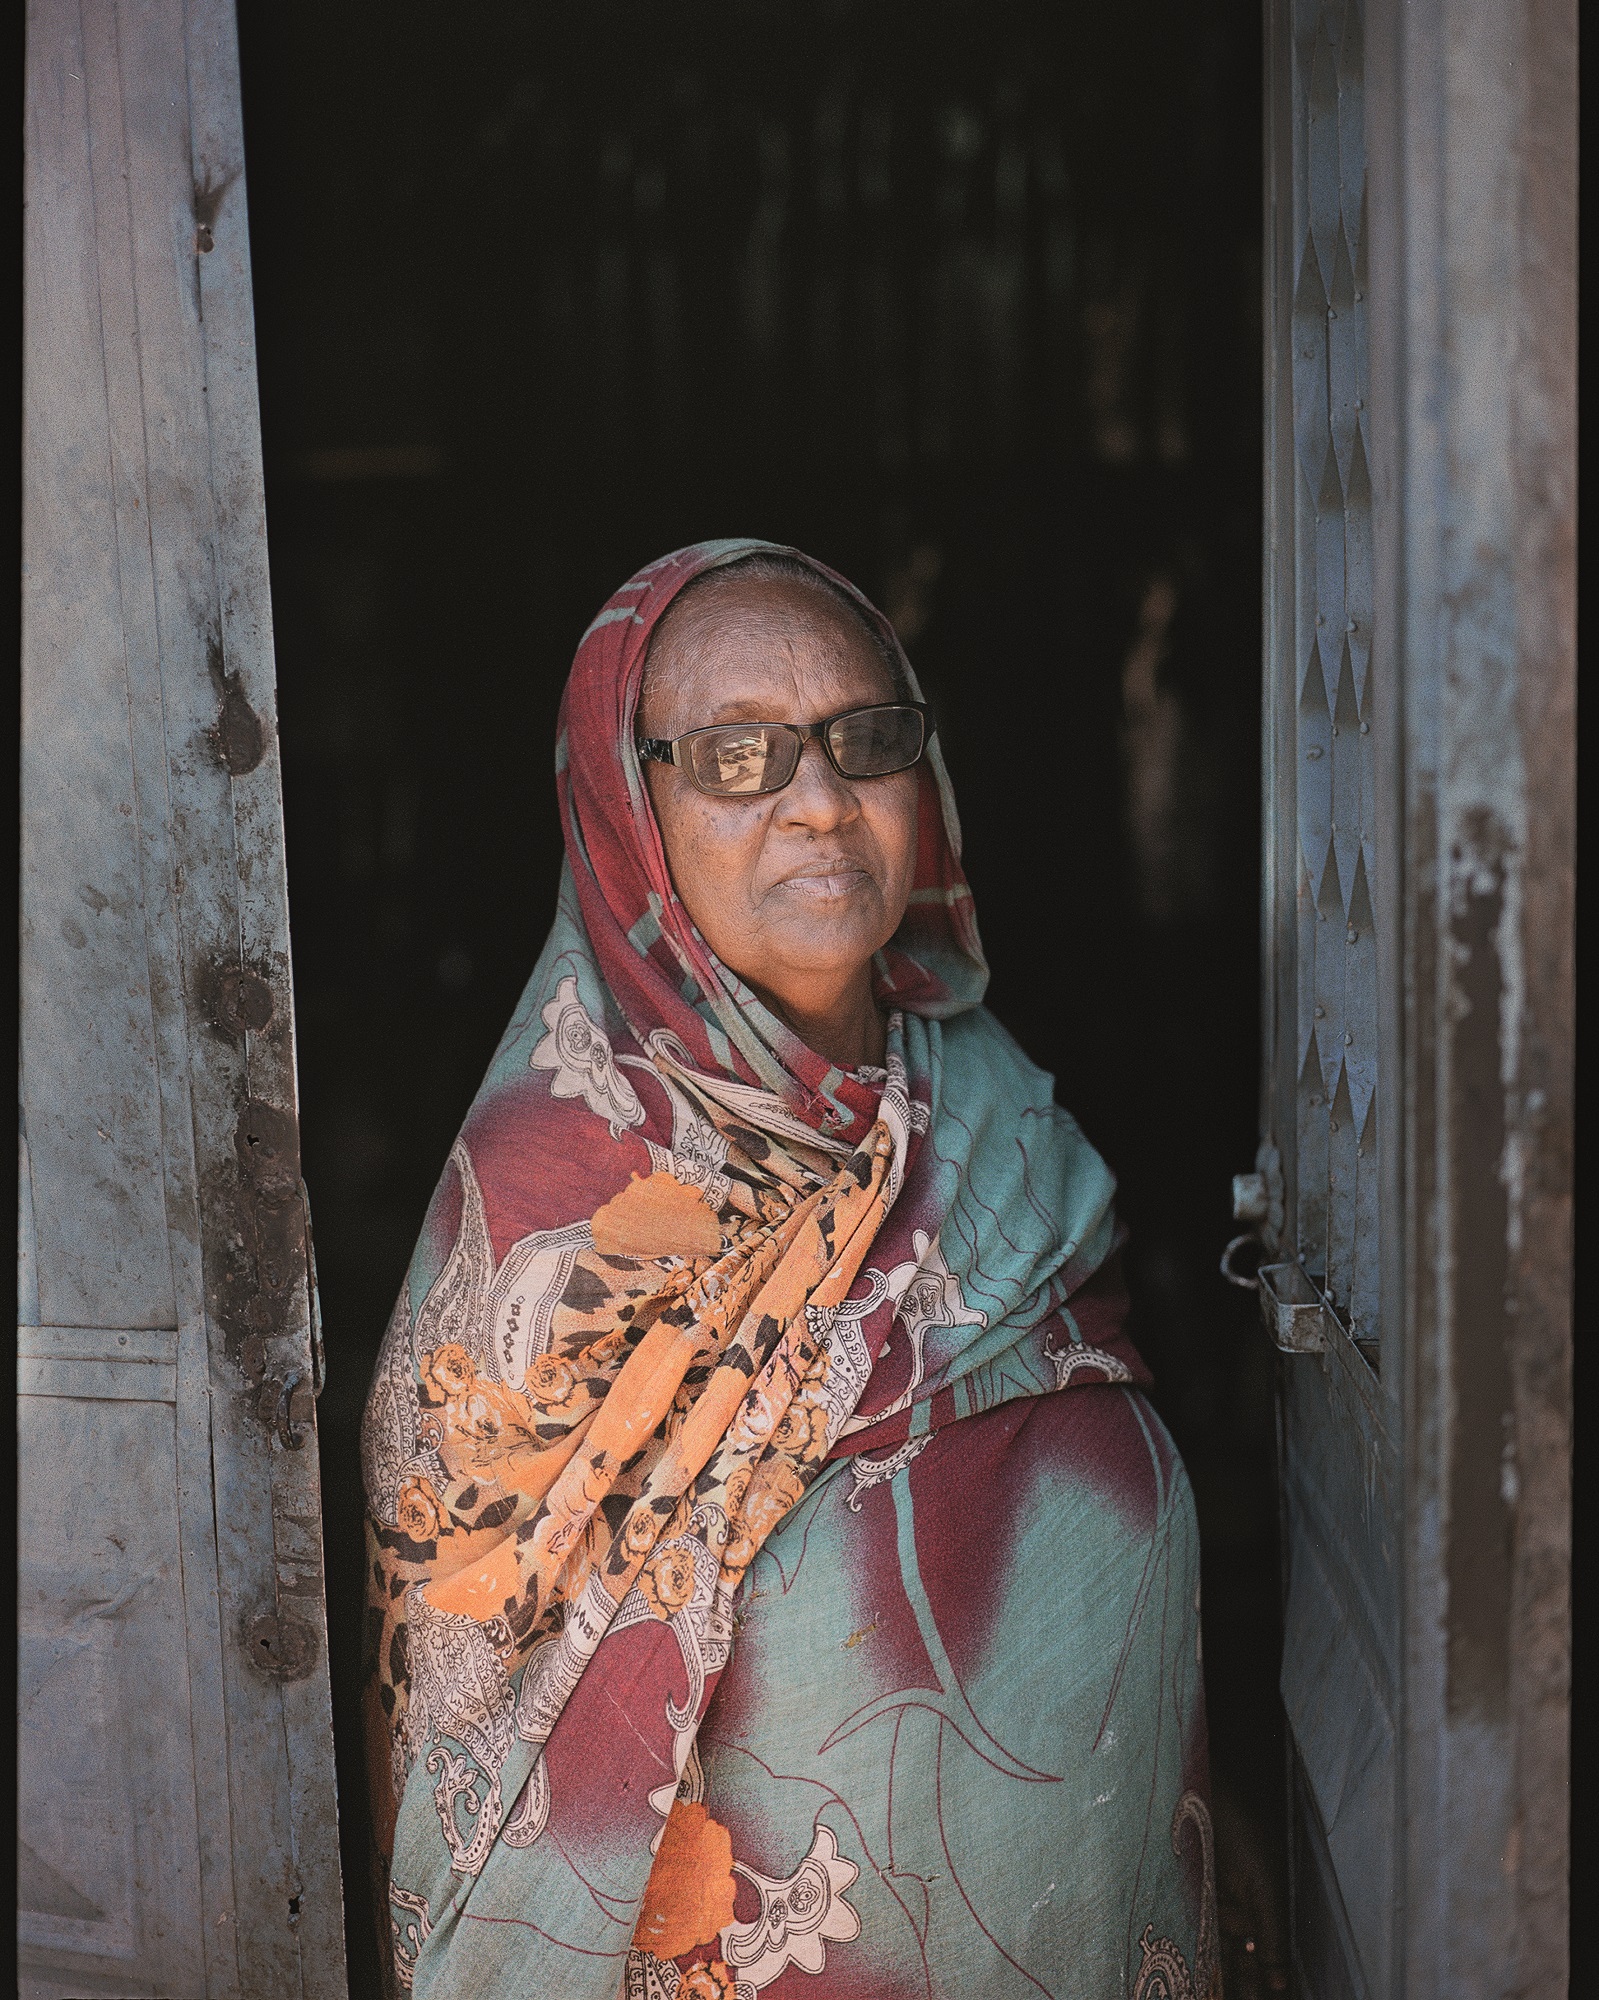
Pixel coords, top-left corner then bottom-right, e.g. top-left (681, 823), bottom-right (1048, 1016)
top-left (1222, 1145), bottom-right (1289, 1291)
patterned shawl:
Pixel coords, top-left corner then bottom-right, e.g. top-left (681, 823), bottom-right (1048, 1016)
top-left (360, 540), bottom-right (1143, 1995)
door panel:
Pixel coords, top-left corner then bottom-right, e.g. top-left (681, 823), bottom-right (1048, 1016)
top-left (20, 0), bottom-right (345, 1993)
top-left (20, 19), bottom-right (179, 1338)
top-left (1270, 0), bottom-right (1381, 1361)
top-left (19, 1392), bottom-right (204, 1991)
top-left (1262, 0), bottom-right (1574, 1994)
top-left (1278, 1325), bottom-right (1396, 1998)
top-left (1262, 5), bottom-right (1392, 1990)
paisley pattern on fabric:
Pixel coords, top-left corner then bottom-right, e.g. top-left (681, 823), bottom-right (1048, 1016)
top-left (360, 541), bottom-right (1213, 1999)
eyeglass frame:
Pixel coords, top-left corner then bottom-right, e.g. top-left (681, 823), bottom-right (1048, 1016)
top-left (635, 700), bottom-right (933, 797)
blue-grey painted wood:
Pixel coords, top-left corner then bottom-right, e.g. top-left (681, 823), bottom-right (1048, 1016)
top-left (20, 1), bottom-right (347, 1994)
top-left (1263, 15), bottom-right (1394, 1982)
top-left (1277, 1319), bottom-right (1398, 1996)
top-left (1263, 0), bottom-right (1573, 1994)
top-left (1276, 0), bottom-right (1380, 1353)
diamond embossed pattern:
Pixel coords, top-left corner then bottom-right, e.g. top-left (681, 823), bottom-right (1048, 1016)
top-left (1289, 0), bottom-right (1376, 1344)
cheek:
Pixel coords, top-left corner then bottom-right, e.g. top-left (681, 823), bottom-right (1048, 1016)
top-left (869, 777), bottom-right (922, 900)
top-left (658, 799), bottom-right (764, 935)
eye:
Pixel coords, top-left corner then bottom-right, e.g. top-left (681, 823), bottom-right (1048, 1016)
top-left (841, 716), bottom-right (893, 759)
top-left (830, 707), bottom-right (921, 774)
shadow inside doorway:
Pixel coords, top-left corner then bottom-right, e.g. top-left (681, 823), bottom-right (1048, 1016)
top-left (238, 5), bottom-right (1285, 1991)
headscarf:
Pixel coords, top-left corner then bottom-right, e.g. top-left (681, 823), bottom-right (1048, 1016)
top-left (361, 540), bottom-right (1142, 1994)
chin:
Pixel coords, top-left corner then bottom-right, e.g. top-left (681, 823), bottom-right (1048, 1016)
top-left (767, 927), bottom-right (882, 986)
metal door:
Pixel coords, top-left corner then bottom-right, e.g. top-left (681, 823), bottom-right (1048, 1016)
top-left (19, 1), bottom-right (346, 1993)
top-left (1252, 0), bottom-right (1573, 1995)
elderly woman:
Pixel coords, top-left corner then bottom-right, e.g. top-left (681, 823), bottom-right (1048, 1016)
top-left (361, 542), bottom-right (1216, 2000)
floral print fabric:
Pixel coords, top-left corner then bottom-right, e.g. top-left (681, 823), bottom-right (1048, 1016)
top-left (656, 1385), bottom-right (1213, 2000)
top-left (360, 542), bottom-right (1212, 1999)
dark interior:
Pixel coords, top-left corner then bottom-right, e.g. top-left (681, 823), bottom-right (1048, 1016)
top-left (236, 5), bottom-right (1285, 1990)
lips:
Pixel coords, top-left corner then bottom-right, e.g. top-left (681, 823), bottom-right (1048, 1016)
top-left (774, 861), bottom-right (872, 897)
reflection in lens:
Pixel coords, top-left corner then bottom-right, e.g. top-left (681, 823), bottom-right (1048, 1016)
top-left (691, 725), bottom-right (789, 794)
top-left (830, 706), bottom-right (923, 776)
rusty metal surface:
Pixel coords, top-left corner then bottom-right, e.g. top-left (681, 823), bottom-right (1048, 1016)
top-left (19, 0), bottom-right (346, 1993)
top-left (1264, 0), bottom-right (1573, 1992)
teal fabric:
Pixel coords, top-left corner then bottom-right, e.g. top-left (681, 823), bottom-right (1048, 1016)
top-left (695, 1393), bottom-right (1212, 2000)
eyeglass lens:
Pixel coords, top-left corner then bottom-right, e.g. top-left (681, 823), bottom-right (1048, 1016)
top-left (686, 724), bottom-right (800, 794)
top-left (683, 707), bottom-right (924, 796)
top-left (827, 705), bottom-right (925, 776)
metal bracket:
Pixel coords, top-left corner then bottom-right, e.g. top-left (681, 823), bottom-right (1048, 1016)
top-left (1258, 1260), bottom-right (1333, 1354)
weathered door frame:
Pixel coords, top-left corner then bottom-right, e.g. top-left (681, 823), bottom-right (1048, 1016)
top-left (20, 0), bottom-right (347, 1991)
top-left (1260, 0), bottom-right (1574, 1993)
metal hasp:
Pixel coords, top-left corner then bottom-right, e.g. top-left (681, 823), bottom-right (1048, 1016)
top-left (1261, 0), bottom-right (1573, 1994)
top-left (19, 1), bottom-right (348, 1994)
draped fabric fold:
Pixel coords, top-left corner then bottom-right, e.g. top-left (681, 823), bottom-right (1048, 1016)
top-left (361, 543), bottom-right (1162, 2000)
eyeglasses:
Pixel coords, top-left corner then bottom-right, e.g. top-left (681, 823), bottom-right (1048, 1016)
top-left (637, 702), bottom-right (931, 798)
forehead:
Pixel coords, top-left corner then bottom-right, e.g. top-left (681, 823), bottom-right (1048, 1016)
top-left (640, 575), bottom-right (895, 727)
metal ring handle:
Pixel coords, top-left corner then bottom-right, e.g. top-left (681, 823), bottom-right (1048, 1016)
top-left (1220, 1233), bottom-right (1263, 1290)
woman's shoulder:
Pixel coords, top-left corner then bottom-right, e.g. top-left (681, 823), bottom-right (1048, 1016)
top-left (936, 1003), bottom-right (1076, 1121)
top-left (926, 1004), bottom-right (1117, 1265)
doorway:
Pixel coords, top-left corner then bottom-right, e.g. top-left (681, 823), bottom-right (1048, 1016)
top-left (236, 6), bottom-right (1278, 1991)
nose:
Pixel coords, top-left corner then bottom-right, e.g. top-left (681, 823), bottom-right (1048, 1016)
top-left (775, 735), bottom-right (861, 831)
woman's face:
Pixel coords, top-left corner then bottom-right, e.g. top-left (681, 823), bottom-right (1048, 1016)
top-left (637, 574), bottom-right (920, 1042)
